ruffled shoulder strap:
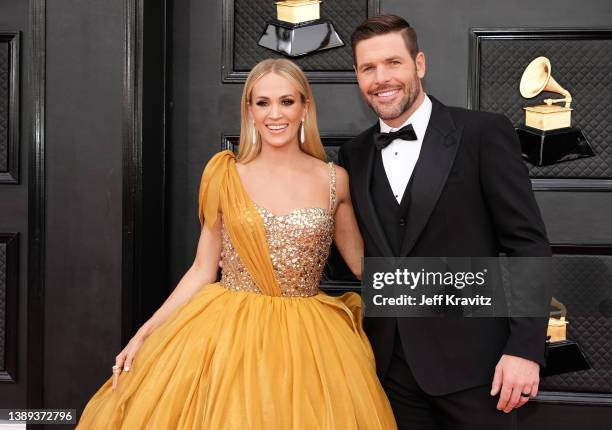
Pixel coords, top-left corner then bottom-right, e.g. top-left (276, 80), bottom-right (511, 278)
top-left (197, 150), bottom-right (282, 296)
top-left (198, 150), bottom-right (235, 229)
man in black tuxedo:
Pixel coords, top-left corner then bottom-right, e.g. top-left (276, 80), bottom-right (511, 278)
top-left (337, 15), bottom-right (552, 430)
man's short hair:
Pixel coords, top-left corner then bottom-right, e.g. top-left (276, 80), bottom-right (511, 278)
top-left (350, 14), bottom-right (419, 63)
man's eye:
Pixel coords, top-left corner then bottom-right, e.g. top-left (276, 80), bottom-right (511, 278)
top-left (362, 66), bottom-right (373, 72)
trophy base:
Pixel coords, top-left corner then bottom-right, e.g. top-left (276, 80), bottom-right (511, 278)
top-left (258, 19), bottom-right (344, 57)
top-left (516, 126), bottom-right (594, 166)
top-left (541, 339), bottom-right (591, 377)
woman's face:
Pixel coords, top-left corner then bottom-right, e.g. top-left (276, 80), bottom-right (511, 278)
top-left (249, 72), bottom-right (308, 149)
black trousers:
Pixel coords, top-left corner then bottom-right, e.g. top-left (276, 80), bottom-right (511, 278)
top-left (383, 327), bottom-right (517, 430)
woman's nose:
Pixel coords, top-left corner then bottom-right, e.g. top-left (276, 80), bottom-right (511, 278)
top-left (268, 102), bottom-right (282, 119)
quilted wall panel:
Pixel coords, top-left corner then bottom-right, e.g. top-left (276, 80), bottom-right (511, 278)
top-left (0, 242), bottom-right (6, 370)
top-left (475, 33), bottom-right (612, 178)
top-left (232, 0), bottom-right (369, 72)
top-left (0, 41), bottom-right (8, 172)
top-left (540, 254), bottom-right (612, 393)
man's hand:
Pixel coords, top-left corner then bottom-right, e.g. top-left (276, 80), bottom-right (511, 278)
top-left (490, 354), bottom-right (540, 413)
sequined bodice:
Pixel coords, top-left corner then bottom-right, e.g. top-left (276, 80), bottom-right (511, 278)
top-left (220, 163), bottom-right (336, 297)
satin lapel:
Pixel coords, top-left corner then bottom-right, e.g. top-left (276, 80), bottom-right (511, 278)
top-left (351, 126), bottom-right (395, 257)
top-left (399, 98), bottom-right (463, 256)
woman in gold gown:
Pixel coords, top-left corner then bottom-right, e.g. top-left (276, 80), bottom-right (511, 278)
top-left (76, 58), bottom-right (397, 429)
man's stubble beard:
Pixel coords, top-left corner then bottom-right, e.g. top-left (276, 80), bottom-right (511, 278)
top-left (367, 75), bottom-right (421, 122)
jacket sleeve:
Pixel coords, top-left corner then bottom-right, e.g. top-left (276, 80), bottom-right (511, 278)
top-left (479, 113), bottom-right (552, 367)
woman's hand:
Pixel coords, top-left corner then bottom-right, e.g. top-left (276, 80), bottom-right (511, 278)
top-left (110, 217), bottom-right (222, 391)
top-left (111, 332), bottom-right (147, 391)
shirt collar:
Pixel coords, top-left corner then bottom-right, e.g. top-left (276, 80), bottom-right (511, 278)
top-left (379, 94), bottom-right (432, 140)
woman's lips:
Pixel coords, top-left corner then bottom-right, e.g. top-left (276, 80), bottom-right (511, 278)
top-left (265, 123), bottom-right (289, 133)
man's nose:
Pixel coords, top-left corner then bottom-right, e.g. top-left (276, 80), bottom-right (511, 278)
top-left (374, 65), bottom-right (390, 84)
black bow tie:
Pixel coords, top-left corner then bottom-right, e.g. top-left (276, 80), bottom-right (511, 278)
top-left (373, 123), bottom-right (418, 150)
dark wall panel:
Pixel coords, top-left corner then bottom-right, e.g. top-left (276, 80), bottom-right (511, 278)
top-left (472, 30), bottom-right (612, 179)
top-left (0, 0), bottom-right (30, 408)
top-left (45, 0), bottom-right (124, 412)
top-left (0, 233), bottom-right (18, 384)
top-left (0, 31), bottom-right (20, 182)
top-left (169, 0), bottom-right (236, 284)
top-left (536, 192), bottom-right (612, 244)
top-left (519, 402), bottom-right (612, 430)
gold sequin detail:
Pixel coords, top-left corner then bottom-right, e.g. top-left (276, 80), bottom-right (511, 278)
top-left (220, 162), bottom-right (337, 297)
top-left (219, 215), bottom-right (262, 295)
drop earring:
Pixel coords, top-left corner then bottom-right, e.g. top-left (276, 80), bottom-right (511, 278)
top-left (299, 119), bottom-right (305, 145)
top-left (251, 121), bottom-right (257, 146)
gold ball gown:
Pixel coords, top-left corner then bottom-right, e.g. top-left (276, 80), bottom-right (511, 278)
top-left (76, 150), bottom-right (397, 429)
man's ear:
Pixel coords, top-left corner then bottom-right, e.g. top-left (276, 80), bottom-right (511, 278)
top-left (415, 52), bottom-right (426, 79)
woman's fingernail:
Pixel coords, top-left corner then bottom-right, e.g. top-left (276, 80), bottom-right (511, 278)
top-left (124, 366), bottom-right (130, 372)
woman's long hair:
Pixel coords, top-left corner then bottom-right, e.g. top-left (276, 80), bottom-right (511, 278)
top-left (237, 59), bottom-right (326, 163)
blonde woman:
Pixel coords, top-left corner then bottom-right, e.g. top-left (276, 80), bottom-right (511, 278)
top-left (77, 59), bottom-right (397, 429)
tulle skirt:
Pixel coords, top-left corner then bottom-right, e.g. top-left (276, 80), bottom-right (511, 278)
top-left (76, 283), bottom-right (397, 429)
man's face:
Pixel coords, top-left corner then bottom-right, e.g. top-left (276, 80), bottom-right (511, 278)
top-left (354, 32), bottom-right (426, 125)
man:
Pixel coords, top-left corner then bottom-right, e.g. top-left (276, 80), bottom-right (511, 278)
top-left (337, 15), bottom-right (552, 430)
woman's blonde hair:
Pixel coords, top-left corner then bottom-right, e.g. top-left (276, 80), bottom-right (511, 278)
top-left (237, 58), bottom-right (326, 163)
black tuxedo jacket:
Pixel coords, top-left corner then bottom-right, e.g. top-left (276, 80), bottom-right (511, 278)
top-left (337, 96), bottom-right (552, 396)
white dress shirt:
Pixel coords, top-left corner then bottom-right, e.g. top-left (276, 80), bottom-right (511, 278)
top-left (379, 94), bottom-right (432, 203)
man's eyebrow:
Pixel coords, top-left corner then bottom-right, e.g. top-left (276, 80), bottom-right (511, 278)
top-left (358, 57), bottom-right (403, 69)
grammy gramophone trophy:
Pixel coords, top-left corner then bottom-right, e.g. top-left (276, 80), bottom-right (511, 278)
top-left (541, 296), bottom-right (590, 377)
top-left (257, 0), bottom-right (344, 57)
top-left (516, 56), bottom-right (594, 166)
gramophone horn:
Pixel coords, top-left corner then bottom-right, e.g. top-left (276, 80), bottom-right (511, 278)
top-left (520, 57), bottom-right (551, 98)
top-left (519, 56), bottom-right (569, 100)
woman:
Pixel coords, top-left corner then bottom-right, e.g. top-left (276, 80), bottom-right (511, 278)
top-left (77, 58), bottom-right (397, 429)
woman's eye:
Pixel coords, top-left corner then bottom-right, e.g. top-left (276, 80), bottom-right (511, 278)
top-left (282, 99), bottom-right (295, 106)
top-left (255, 101), bottom-right (268, 107)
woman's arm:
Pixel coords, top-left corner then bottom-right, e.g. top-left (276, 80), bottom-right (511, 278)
top-left (333, 166), bottom-right (364, 279)
top-left (136, 214), bottom-right (223, 339)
